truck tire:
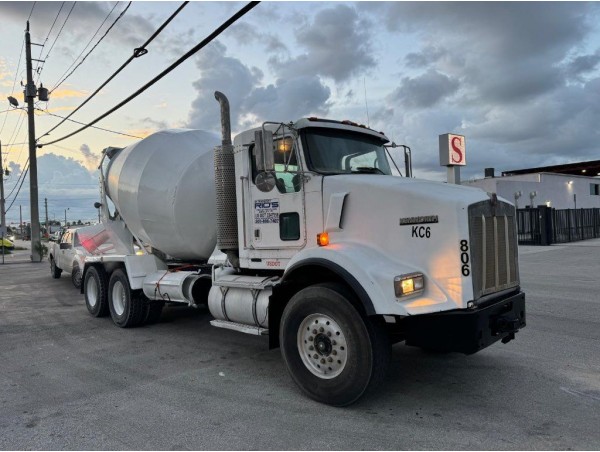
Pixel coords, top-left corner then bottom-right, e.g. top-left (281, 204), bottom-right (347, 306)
top-left (84, 266), bottom-right (109, 317)
top-left (280, 283), bottom-right (390, 406)
top-left (108, 269), bottom-right (145, 328)
top-left (71, 264), bottom-right (82, 289)
top-left (50, 257), bottom-right (62, 279)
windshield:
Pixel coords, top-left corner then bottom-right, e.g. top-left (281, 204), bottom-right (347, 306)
top-left (302, 128), bottom-right (392, 175)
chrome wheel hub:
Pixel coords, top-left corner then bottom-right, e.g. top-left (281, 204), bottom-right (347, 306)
top-left (297, 313), bottom-right (348, 379)
top-left (112, 281), bottom-right (126, 316)
top-left (87, 277), bottom-right (98, 308)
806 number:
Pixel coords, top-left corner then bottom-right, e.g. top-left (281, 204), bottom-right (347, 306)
top-left (460, 240), bottom-right (470, 276)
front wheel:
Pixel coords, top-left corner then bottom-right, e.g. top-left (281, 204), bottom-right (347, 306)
top-left (280, 283), bottom-right (390, 406)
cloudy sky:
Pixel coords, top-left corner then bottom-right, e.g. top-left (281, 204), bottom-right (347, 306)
top-left (1, 1), bottom-right (600, 224)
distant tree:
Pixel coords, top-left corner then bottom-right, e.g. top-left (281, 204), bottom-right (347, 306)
top-left (77, 219), bottom-right (83, 225)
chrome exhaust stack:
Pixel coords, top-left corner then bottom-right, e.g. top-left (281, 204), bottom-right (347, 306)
top-left (213, 91), bottom-right (240, 269)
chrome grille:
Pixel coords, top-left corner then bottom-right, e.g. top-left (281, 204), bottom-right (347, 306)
top-left (469, 200), bottom-right (519, 299)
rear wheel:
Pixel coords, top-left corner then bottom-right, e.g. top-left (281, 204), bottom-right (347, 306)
top-left (50, 257), bottom-right (62, 279)
top-left (108, 269), bottom-right (145, 328)
top-left (84, 266), bottom-right (109, 317)
top-left (280, 283), bottom-right (390, 406)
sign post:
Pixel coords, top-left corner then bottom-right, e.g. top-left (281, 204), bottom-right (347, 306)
top-left (439, 133), bottom-right (466, 184)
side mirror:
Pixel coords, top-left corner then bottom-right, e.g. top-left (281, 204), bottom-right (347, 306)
top-left (59, 242), bottom-right (72, 250)
top-left (254, 130), bottom-right (274, 172)
top-left (255, 171), bottom-right (276, 193)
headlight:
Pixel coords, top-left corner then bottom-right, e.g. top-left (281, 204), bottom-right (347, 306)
top-left (394, 273), bottom-right (424, 297)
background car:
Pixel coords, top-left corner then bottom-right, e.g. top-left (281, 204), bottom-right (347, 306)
top-left (48, 227), bottom-right (88, 288)
top-left (0, 236), bottom-right (14, 251)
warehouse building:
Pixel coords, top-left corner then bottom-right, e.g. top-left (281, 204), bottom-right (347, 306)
top-left (463, 160), bottom-right (600, 209)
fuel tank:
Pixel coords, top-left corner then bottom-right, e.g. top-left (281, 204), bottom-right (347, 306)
top-left (105, 129), bottom-right (220, 260)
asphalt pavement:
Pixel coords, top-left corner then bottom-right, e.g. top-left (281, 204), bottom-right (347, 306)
top-left (0, 240), bottom-right (599, 450)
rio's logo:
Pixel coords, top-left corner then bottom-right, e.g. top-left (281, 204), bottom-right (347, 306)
top-left (255, 200), bottom-right (279, 209)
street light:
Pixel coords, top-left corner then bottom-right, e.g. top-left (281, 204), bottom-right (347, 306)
top-left (7, 96), bottom-right (19, 108)
top-left (64, 207), bottom-right (69, 227)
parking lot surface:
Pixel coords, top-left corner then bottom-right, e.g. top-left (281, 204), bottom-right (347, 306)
top-left (1, 241), bottom-right (599, 450)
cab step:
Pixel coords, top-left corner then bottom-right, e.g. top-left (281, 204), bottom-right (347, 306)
top-left (210, 319), bottom-right (268, 336)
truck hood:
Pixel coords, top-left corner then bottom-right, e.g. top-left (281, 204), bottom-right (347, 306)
top-left (320, 175), bottom-right (497, 310)
top-left (323, 174), bottom-right (491, 211)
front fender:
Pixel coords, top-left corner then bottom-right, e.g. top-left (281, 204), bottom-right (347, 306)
top-left (284, 241), bottom-right (461, 316)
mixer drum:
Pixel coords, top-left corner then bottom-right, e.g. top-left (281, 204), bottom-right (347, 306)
top-left (105, 129), bottom-right (221, 260)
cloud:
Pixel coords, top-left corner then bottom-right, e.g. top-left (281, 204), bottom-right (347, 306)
top-left (228, 22), bottom-right (288, 55)
top-left (241, 76), bottom-right (331, 126)
top-left (186, 41), bottom-right (331, 132)
top-left (45, 105), bottom-right (76, 113)
top-left (380, 2), bottom-right (596, 106)
top-left (79, 143), bottom-right (99, 171)
top-left (186, 41), bottom-right (261, 132)
top-left (389, 69), bottom-right (460, 109)
top-left (49, 88), bottom-right (87, 99)
top-left (363, 2), bottom-right (600, 178)
top-left (3, 152), bottom-right (100, 224)
top-left (565, 49), bottom-right (600, 82)
top-left (0, 2), bottom-right (154, 47)
top-left (405, 46), bottom-right (447, 69)
top-left (269, 4), bottom-right (375, 83)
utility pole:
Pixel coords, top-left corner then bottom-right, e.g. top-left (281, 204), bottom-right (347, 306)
top-left (25, 21), bottom-right (43, 262)
top-left (44, 197), bottom-right (48, 237)
top-left (19, 204), bottom-right (22, 237)
top-left (0, 141), bottom-right (6, 232)
top-left (1, 140), bottom-right (6, 264)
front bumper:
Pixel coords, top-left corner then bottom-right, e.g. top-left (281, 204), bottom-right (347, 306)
top-left (401, 290), bottom-right (526, 354)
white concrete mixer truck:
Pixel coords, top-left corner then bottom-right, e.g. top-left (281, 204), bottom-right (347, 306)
top-left (81, 91), bottom-right (525, 406)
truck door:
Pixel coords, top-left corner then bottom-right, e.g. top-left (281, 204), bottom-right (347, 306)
top-left (59, 231), bottom-right (73, 272)
top-left (247, 134), bottom-right (305, 250)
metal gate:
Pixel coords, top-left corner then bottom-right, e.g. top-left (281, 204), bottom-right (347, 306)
top-left (517, 208), bottom-right (541, 245)
top-left (517, 207), bottom-right (600, 245)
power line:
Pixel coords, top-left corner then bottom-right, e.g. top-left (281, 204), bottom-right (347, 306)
top-left (38, 1), bottom-right (188, 140)
top-left (51, 1), bottom-right (131, 93)
top-left (33, 2), bottom-right (65, 81)
top-left (5, 159), bottom-right (29, 198)
top-left (0, 39), bottom-right (25, 136)
top-left (38, 1), bottom-right (260, 148)
top-left (49, 2), bottom-right (120, 92)
top-left (42, 2), bottom-right (77, 63)
top-left (3, 111), bottom-right (29, 172)
top-left (5, 111), bottom-right (28, 155)
top-left (5, 162), bottom-right (29, 212)
top-left (27, 2), bottom-right (36, 21)
top-left (35, 108), bottom-right (143, 139)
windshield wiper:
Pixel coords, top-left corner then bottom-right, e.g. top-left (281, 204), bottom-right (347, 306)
top-left (352, 167), bottom-right (386, 175)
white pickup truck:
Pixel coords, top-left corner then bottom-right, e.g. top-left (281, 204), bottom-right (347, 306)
top-left (49, 228), bottom-right (87, 288)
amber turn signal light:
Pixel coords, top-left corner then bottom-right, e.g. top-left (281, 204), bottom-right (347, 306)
top-left (317, 232), bottom-right (329, 246)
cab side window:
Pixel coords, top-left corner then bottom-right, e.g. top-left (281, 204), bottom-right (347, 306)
top-left (251, 137), bottom-right (301, 194)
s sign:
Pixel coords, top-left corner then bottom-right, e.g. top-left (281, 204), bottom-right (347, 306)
top-left (439, 133), bottom-right (466, 166)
